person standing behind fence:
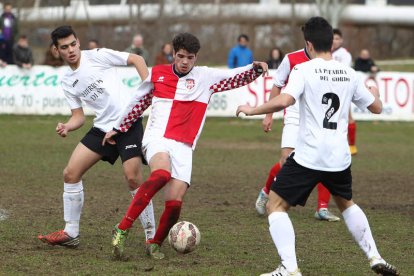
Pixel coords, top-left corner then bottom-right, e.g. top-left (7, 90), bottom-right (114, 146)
top-left (266, 47), bottom-right (283, 69)
top-left (154, 43), bottom-right (173, 65)
top-left (125, 33), bottom-right (150, 66)
top-left (13, 35), bottom-right (33, 69)
top-left (227, 34), bottom-right (253, 68)
top-left (0, 2), bottom-right (18, 64)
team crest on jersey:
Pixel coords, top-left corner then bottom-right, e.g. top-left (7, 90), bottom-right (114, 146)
top-left (185, 79), bottom-right (195, 90)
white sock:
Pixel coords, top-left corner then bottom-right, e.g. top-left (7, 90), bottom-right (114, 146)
top-left (268, 212), bottom-right (298, 272)
top-left (63, 181), bottom-right (84, 238)
top-left (130, 188), bottom-right (156, 241)
top-left (342, 204), bottom-right (381, 260)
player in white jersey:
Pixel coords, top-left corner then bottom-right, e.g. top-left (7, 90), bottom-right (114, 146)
top-left (237, 17), bottom-right (399, 276)
top-left (332, 28), bottom-right (358, 155)
top-left (255, 47), bottom-right (340, 222)
top-left (103, 32), bottom-right (268, 260)
top-left (38, 26), bottom-right (156, 248)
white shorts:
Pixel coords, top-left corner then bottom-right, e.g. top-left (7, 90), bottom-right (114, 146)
top-left (281, 123), bottom-right (299, 149)
top-left (143, 137), bottom-right (193, 184)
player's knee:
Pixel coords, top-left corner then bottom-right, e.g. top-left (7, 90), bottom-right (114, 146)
top-left (63, 167), bottom-right (81, 183)
top-left (124, 174), bottom-right (141, 190)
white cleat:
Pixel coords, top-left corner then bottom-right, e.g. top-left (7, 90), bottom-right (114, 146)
top-left (255, 188), bottom-right (269, 216)
top-left (314, 208), bottom-right (341, 222)
top-left (260, 264), bottom-right (302, 276)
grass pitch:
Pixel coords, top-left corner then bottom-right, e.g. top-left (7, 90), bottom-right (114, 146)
top-left (0, 115), bottom-right (413, 275)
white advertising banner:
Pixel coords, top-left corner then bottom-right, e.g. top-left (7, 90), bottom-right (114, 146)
top-left (1, 65), bottom-right (413, 121)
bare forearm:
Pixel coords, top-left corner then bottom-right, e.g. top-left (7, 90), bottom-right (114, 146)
top-left (128, 54), bottom-right (149, 81)
top-left (66, 113), bottom-right (85, 131)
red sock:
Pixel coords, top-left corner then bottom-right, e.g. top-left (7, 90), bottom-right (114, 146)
top-left (263, 162), bottom-right (281, 194)
top-left (348, 122), bottom-right (356, 146)
top-left (151, 200), bottom-right (182, 245)
top-left (317, 183), bottom-right (330, 210)
top-left (118, 169), bottom-right (171, 230)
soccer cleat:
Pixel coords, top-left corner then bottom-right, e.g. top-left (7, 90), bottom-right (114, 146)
top-left (314, 208), bottom-right (341, 222)
top-left (260, 264), bottom-right (302, 276)
top-left (145, 241), bottom-right (165, 260)
top-left (38, 230), bottom-right (79, 248)
top-left (370, 257), bottom-right (400, 276)
top-left (255, 188), bottom-right (269, 216)
top-left (112, 224), bottom-right (129, 259)
top-left (350, 145), bottom-right (358, 155)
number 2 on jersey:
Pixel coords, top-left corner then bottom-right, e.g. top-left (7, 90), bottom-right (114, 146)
top-left (322, 93), bottom-right (340, 129)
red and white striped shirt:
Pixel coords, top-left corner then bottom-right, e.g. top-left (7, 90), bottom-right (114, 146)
top-left (115, 63), bottom-right (261, 148)
top-left (272, 48), bottom-right (310, 125)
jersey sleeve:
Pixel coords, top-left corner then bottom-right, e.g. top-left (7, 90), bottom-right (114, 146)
top-left (115, 73), bottom-right (154, 132)
top-left (204, 64), bottom-right (262, 94)
top-left (271, 55), bottom-right (290, 88)
top-left (62, 83), bottom-right (82, 110)
top-left (352, 74), bottom-right (375, 110)
top-left (93, 48), bottom-right (129, 67)
top-left (281, 65), bottom-right (305, 102)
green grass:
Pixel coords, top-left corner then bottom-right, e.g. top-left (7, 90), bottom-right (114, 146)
top-left (0, 115), bottom-right (413, 275)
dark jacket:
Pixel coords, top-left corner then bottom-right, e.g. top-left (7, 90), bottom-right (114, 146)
top-left (13, 44), bottom-right (34, 67)
top-left (0, 12), bottom-right (19, 42)
top-left (354, 58), bottom-right (376, 73)
top-left (266, 58), bottom-right (282, 70)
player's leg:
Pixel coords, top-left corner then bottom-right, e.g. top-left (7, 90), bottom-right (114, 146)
top-left (117, 119), bottom-right (156, 242)
top-left (38, 142), bottom-right (102, 247)
top-left (255, 122), bottom-right (296, 216)
top-left (112, 151), bottom-right (171, 259)
top-left (334, 197), bottom-right (399, 275)
top-left (122, 157), bottom-right (156, 242)
top-left (145, 139), bottom-right (192, 259)
top-left (348, 110), bottom-right (357, 155)
top-left (314, 183), bottom-right (340, 222)
top-left (262, 155), bottom-right (318, 276)
top-left (325, 167), bottom-right (399, 275)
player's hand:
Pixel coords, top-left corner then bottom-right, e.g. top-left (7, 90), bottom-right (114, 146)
top-left (262, 114), bottom-right (273, 133)
top-left (236, 105), bottom-right (254, 117)
top-left (102, 130), bottom-right (118, 146)
top-left (56, 122), bottom-right (68, 137)
top-left (253, 61), bottom-right (269, 77)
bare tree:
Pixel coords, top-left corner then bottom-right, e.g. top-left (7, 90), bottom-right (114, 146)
top-left (315, 0), bottom-right (349, 28)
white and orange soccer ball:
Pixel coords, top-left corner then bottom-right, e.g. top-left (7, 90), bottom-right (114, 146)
top-left (168, 221), bottom-right (201, 253)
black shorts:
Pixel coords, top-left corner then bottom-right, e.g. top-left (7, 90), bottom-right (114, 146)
top-left (271, 154), bottom-right (352, 207)
top-left (80, 118), bottom-right (145, 165)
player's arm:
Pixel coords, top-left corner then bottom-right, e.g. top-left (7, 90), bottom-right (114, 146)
top-left (262, 85), bottom-right (281, 132)
top-left (127, 54), bottom-right (149, 81)
top-left (237, 93), bottom-right (294, 117)
top-left (366, 86), bottom-right (382, 114)
top-left (208, 61), bottom-right (268, 94)
top-left (102, 77), bottom-right (154, 145)
top-left (56, 108), bottom-right (85, 137)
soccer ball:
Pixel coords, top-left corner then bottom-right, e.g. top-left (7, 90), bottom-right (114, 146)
top-left (168, 221), bottom-right (200, 253)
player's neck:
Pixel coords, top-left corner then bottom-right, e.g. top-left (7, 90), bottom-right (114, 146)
top-left (315, 51), bottom-right (332, 61)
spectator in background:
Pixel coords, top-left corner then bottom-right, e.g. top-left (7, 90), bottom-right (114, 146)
top-left (88, 39), bottom-right (99, 50)
top-left (125, 34), bottom-right (149, 65)
top-left (227, 34), bottom-right (253, 68)
top-left (0, 2), bottom-right (19, 64)
top-left (43, 42), bottom-right (64, 67)
top-left (154, 43), bottom-right (173, 65)
top-left (266, 47), bottom-right (284, 69)
top-left (0, 58), bottom-right (6, 67)
top-left (13, 35), bottom-right (33, 69)
top-left (354, 49), bottom-right (379, 74)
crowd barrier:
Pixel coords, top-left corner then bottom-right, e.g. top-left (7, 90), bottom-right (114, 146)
top-left (0, 65), bottom-right (413, 121)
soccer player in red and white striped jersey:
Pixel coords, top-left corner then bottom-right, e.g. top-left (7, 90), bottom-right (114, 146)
top-left (103, 32), bottom-right (268, 259)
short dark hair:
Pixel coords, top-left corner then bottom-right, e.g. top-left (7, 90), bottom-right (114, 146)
top-left (238, 34), bottom-right (249, 42)
top-left (51, 26), bottom-right (77, 47)
top-left (333, 28), bottom-right (342, 37)
top-left (172, 33), bottom-right (201, 54)
top-left (302, 17), bottom-right (333, 52)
